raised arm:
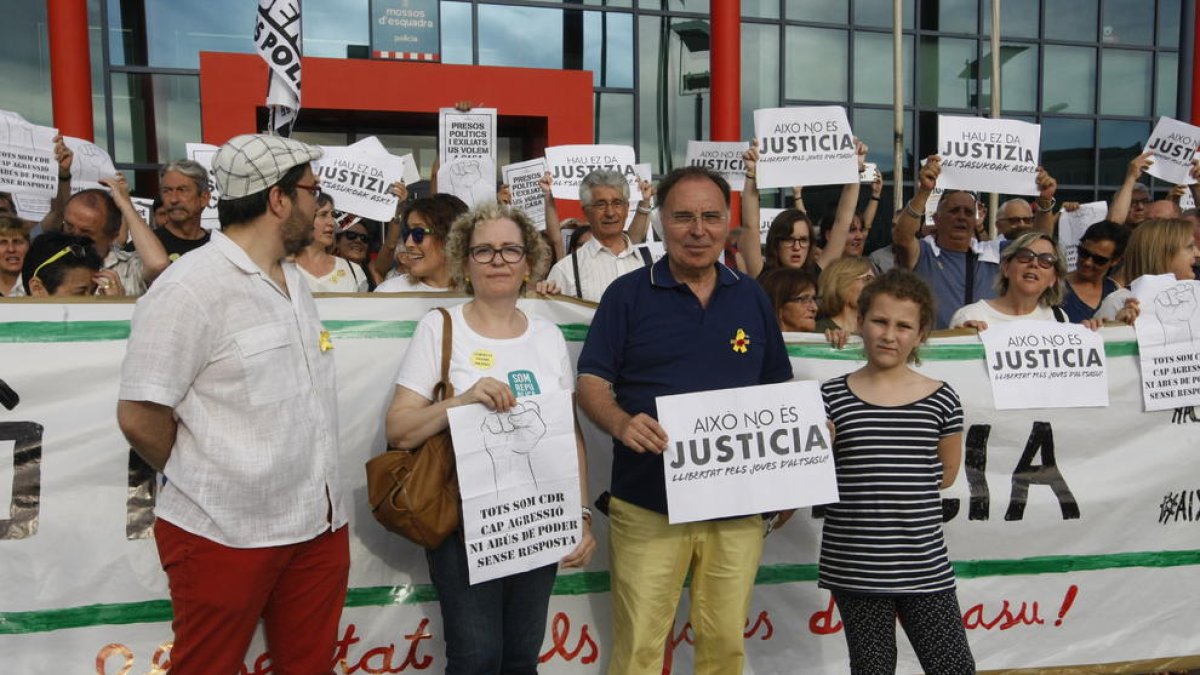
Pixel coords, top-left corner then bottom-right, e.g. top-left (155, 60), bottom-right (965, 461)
top-left (627, 177), bottom-right (654, 244)
top-left (373, 181), bottom-right (408, 282)
top-left (538, 172), bottom-right (564, 262)
top-left (102, 174), bottom-right (168, 281)
top-left (1108, 151), bottom-right (1152, 225)
top-left (893, 155), bottom-right (941, 270)
top-left (738, 140), bottom-right (765, 278)
top-left (861, 171), bottom-right (882, 233)
top-left (814, 139), bottom-right (867, 268)
top-left (1033, 166), bottom-right (1058, 235)
top-left (39, 135), bottom-right (73, 234)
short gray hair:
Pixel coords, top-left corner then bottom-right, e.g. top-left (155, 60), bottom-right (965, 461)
top-left (159, 159), bottom-right (212, 194)
top-left (579, 169), bottom-right (629, 207)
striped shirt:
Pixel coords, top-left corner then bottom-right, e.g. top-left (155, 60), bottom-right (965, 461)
top-left (819, 374), bottom-right (963, 594)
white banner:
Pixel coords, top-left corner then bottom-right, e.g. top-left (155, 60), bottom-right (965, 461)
top-left (545, 144), bottom-right (638, 202)
top-left (449, 391), bottom-right (582, 585)
top-left (938, 115), bottom-right (1041, 196)
top-left (502, 158), bottom-right (548, 230)
top-left (2, 299), bottom-right (1200, 673)
top-left (658, 381), bottom-right (836, 524)
top-left (753, 106), bottom-right (857, 189)
top-left (686, 141), bottom-right (747, 192)
top-left (1132, 275), bottom-right (1200, 411)
top-left (439, 107), bottom-right (497, 165)
top-left (979, 321), bottom-right (1109, 410)
top-left (1058, 201), bottom-right (1108, 272)
top-left (1143, 116), bottom-right (1200, 186)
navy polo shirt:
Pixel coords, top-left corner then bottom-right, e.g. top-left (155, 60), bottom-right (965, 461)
top-left (578, 257), bottom-right (794, 515)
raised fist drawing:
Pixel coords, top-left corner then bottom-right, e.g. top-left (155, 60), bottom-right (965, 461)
top-left (1154, 283), bottom-right (1199, 344)
top-left (480, 400), bottom-right (547, 495)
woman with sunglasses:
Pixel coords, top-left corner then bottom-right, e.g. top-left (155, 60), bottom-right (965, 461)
top-left (1061, 221), bottom-right (1128, 323)
top-left (333, 220), bottom-right (376, 288)
top-left (950, 231), bottom-right (1083, 331)
top-left (295, 193), bottom-right (370, 292)
top-left (1096, 218), bottom-right (1198, 324)
top-left (375, 194), bottom-right (468, 292)
top-left (385, 203), bottom-right (595, 674)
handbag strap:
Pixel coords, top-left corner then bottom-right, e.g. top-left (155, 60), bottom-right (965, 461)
top-left (432, 307), bottom-right (454, 401)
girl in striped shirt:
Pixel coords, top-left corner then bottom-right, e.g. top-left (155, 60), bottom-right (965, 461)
top-left (820, 269), bottom-right (975, 674)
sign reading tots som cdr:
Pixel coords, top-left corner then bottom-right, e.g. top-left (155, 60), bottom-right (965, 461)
top-left (370, 0), bottom-right (441, 62)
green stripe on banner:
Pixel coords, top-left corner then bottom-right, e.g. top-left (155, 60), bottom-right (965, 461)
top-left (3, 549), bottom-right (1200, 635)
top-left (0, 321), bottom-right (132, 342)
top-left (788, 339), bottom-right (1140, 361)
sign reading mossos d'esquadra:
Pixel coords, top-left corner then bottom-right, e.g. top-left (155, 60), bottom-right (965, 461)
top-left (370, 0), bottom-right (440, 61)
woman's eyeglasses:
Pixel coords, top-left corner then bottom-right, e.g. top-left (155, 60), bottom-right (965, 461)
top-left (1076, 246), bottom-right (1112, 267)
top-left (788, 292), bottom-right (818, 306)
top-left (339, 231), bottom-right (368, 243)
top-left (469, 245), bottom-right (527, 264)
top-left (1012, 248), bottom-right (1058, 269)
top-left (31, 244), bottom-right (87, 282)
top-left (402, 226), bottom-right (431, 244)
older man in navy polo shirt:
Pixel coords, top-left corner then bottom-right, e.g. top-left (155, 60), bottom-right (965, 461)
top-left (578, 166), bottom-right (793, 675)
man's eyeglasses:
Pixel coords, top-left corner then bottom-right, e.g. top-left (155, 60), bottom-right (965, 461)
top-left (31, 244), bottom-right (86, 282)
top-left (294, 182), bottom-right (322, 199)
top-left (1076, 245), bottom-right (1112, 267)
top-left (1011, 248), bottom-right (1058, 269)
top-left (587, 199), bottom-right (628, 212)
top-left (339, 231), bottom-right (368, 243)
top-left (402, 226), bottom-right (431, 244)
top-left (469, 245), bottom-right (527, 264)
top-left (999, 215), bottom-right (1035, 226)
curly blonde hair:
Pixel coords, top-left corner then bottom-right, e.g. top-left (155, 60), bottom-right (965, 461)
top-left (445, 203), bottom-right (551, 295)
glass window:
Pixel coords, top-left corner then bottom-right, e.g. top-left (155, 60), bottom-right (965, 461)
top-left (785, 0), bottom-right (847, 23)
top-left (478, 5), bottom-right (562, 69)
top-left (855, 0), bottom-right (914, 29)
top-left (1100, 49), bottom-right (1152, 116)
top-left (1042, 46), bottom-right (1095, 113)
top-left (583, 0), bottom-right (631, 6)
top-left (640, 0), bottom-right (709, 12)
top-left (1158, 0), bottom-right (1181, 47)
top-left (743, 0), bottom-right (780, 19)
top-left (145, 0), bottom-right (257, 68)
top-left (111, 73), bottom-right (202, 165)
top-left (0, 2), bottom-right (52, 126)
top-left (1098, 120), bottom-right (1150, 186)
top-left (305, 0), bottom-right (369, 59)
top-left (1157, 52), bottom-right (1179, 117)
top-left (1045, 0), bottom-right (1097, 42)
top-left (441, 1), bottom-right (472, 65)
top-left (107, 0), bottom-right (144, 66)
top-left (637, 15), bottom-right (663, 173)
top-left (596, 92), bottom-right (635, 147)
top-left (852, 107), bottom-right (914, 180)
top-left (854, 32), bottom-right (914, 106)
top-left (920, 0), bottom-right (977, 34)
top-left (982, 0), bottom-right (1039, 39)
top-left (1102, 0), bottom-right (1154, 45)
top-left (743, 23), bottom-right (780, 141)
top-left (918, 36), bottom-right (976, 110)
top-left (979, 43), bottom-right (1037, 112)
top-left (584, 11), bottom-right (634, 88)
top-left (1041, 118), bottom-right (1095, 188)
top-left (785, 27), bottom-right (847, 102)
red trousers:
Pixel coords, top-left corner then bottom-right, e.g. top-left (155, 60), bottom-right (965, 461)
top-left (154, 519), bottom-right (350, 675)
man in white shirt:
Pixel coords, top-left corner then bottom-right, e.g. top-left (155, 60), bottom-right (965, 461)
top-left (117, 134), bottom-right (349, 675)
top-left (544, 169), bottom-right (653, 302)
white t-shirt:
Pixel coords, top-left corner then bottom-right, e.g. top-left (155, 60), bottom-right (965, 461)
top-left (298, 256), bottom-right (369, 293)
top-left (950, 299), bottom-right (1056, 327)
top-left (375, 274), bottom-right (450, 293)
top-left (395, 303), bottom-right (573, 401)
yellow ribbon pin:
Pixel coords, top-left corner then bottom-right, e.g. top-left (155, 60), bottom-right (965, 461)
top-left (319, 330), bottom-right (334, 352)
top-left (731, 328), bottom-right (750, 354)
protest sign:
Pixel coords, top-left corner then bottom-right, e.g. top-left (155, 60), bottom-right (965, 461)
top-left (938, 115), bottom-right (1040, 196)
top-left (438, 157), bottom-right (497, 207)
top-left (11, 194), bottom-right (50, 221)
top-left (448, 390), bottom-right (582, 585)
top-left (502, 158), bottom-right (548, 230)
top-left (686, 141), bottom-right (747, 192)
top-left (1058, 201), bottom-right (1108, 271)
top-left (317, 138), bottom-right (412, 221)
top-left (255, 0), bottom-right (302, 133)
top-left (129, 197), bottom-right (154, 229)
top-left (979, 321), bottom-right (1109, 409)
top-left (63, 137), bottom-right (117, 191)
top-left (0, 111), bottom-right (57, 201)
top-left (657, 380), bottom-right (837, 524)
top-left (859, 162), bottom-right (879, 184)
top-left (753, 106), bottom-right (857, 189)
top-left (185, 142), bottom-right (221, 231)
top-left (545, 144), bottom-right (638, 202)
top-left (758, 208), bottom-right (785, 245)
top-left (924, 186), bottom-right (944, 227)
top-left (440, 107), bottom-right (497, 165)
top-left (1131, 274), bottom-right (1200, 411)
top-left (1143, 117), bottom-right (1200, 186)
top-left (370, 0), bottom-right (440, 61)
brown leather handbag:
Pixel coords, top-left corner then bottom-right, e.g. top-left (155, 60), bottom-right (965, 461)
top-left (366, 308), bottom-right (461, 548)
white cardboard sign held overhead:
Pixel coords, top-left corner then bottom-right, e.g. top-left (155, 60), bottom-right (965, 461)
top-left (545, 144), bottom-right (639, 202)
top-left (1058, 201), bottom-right (1108, 272)
top-left (686, 141), bottom-right (747, 192)
top-left (753, 106), bottom-right (857, 189)
top-left (937, 115), bottom-right (1041, 196)
top-left (0, 111), bottom-right (58, 199)
top-left (1142, 116), bottom-right (1200, 186)
top-left (317, 137), bottom-right (414, 221)
top-left (63, 137), bottom-right (117, 192)
top-left (657, 380), bottom-right (838, 524)
top-left (439, 107), bottom-right (497, 165)
top-left (502, 158), bottom-right (549, 231)
top-left (438, 157), bottom-right (497, 208)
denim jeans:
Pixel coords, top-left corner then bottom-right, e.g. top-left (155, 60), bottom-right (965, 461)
top-left (426, 531), bottom-right (558, 675)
